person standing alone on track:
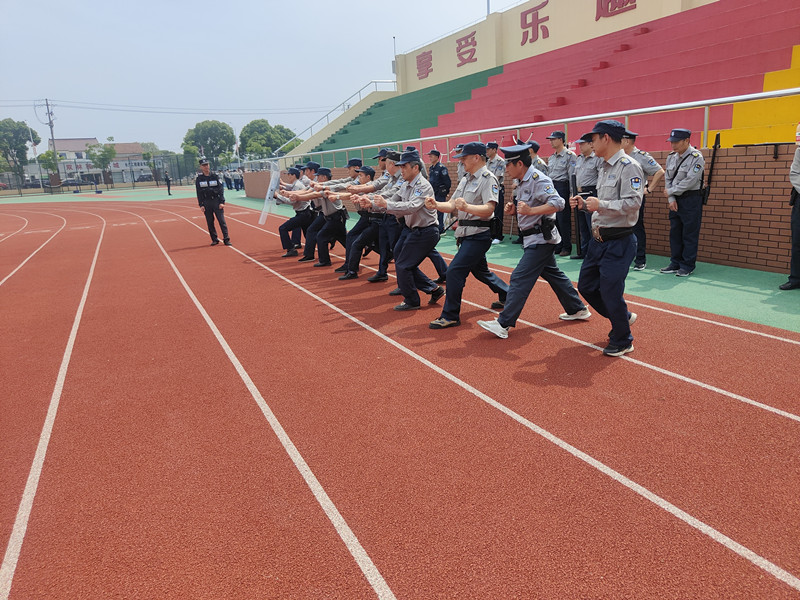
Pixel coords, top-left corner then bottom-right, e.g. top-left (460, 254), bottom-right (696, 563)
top-left (164, 170), bottom-right (172, 196)
top-left (196, 158), bottom-right (231, 246)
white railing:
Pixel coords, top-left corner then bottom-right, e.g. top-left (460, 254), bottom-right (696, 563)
top-left (270, 86), bottom-right (800, 167)
top-left (271, 80), bottom-right (397, 156)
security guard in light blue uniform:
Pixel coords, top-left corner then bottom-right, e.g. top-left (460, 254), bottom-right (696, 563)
top-left (195, 158), bottom-right (230, 246)
top-left (365, 149), bottom-right (443, 311)
top-left (546, 131), bottom-right (577, 256)
top-left (277, 167), bottom-right (312, 257)
top-left (570, 120), bottom-right (643, 357)
top-left (661, 128), bottom-right (705, 277)
top-left (477, 144), bottom-right (588, 339)
top-left (428, 142), bottom-right (509, 329)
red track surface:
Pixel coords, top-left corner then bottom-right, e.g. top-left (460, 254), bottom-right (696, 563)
top-left (1, 200), bottom-right (799, 599)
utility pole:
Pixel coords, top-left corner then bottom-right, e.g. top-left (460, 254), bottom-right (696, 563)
top-left (45, 98), bottom-right (58, 183)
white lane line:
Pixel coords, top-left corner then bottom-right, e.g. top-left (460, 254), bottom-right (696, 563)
top-left (141, 205), bottom-right (800, 591)
top-left (223, 235), bottom-right (800, 594)
top-left (0, 213), bottom-right (67, 289)
top-left (0, 212), bottom-right (106, 600)
top-left (150, 204), bottom-right (800, 425)
top-left (204, 202), bottom-right (800, 347)
top-left (111, 208), bottom-right (396, 600)
top-left (0, 214), bottom-right (29, 244)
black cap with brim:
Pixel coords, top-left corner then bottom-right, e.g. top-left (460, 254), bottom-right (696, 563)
top-left (304, 161), bottom-right (320, 171)
top-left (199, 157), bottom-right (209, 165)
top-left (499, 144), bottom-right (532, 160)
top-left (317, 167), bottom-right (332, 177)
top-left (356, 166), bottom-right (375, 176)
top-left (395, 150), bottom-right (421, 166)
top-left (386, 151), bottom-right (402, 162)
top-left (346, 158), bottom-right (363, 168)
top-left (453, 141), bottom-right (487, 158)
top-left (287, 167), bottom-right (301, 177)
top-left (667, 128), bottom-right (692, 142)
top-left (371, 148), bottom-right (390, 159)
top-left (427, 149), bottom-right (441, 157)
top-left (588, 120), bottom-right (627, 139)
top-left (622, 129), bottom-right (638, 140)
top-left (546, 131), bottom-right (566, 140)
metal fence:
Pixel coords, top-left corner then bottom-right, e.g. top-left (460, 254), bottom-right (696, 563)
top-left (260, 86), bottom-right (800, 170)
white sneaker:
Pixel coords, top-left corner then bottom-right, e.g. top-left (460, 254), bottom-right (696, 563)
top-left (477, 318), bottom-right (509, 339)
top-left (559, 308), bottom-right (591, 321)
top-left (491, 239), bottom-right (501, 245)
top-left (629, 312), bottom-right (637, 326)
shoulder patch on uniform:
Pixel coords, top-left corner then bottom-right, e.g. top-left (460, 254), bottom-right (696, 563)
top-left (648, 158), bottom-right (657, 166)
top-left (620, 157), bottom-right (631, 165)
top-left (414, 188), bottom-right (422, 196)
top-left (482, 171), bottom-right (491, 178)
top-left (532, 172), bottom-right (539, 179)
top-left (692, 151), bottom-right (700, 158)
top-left (544, 185), bottom-right (556, 195)
top-left (491, 184), bottom-right (499, 195)
top-left (693, 164), bottom-right (703, 173)
top-left (630, 177), bottom-right (642, 191)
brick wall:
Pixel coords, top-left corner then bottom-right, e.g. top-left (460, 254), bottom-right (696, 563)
top-left (249, 149), bottom-right (798, 274)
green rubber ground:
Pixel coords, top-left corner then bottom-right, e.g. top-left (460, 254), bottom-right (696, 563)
top-left (4, 187), bottom-right (798, 334)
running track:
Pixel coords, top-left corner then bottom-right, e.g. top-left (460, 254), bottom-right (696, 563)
top-left (1, 199), bottom-right (799, 599)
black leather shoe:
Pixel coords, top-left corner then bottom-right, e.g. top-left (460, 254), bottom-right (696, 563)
top-left (313, 261), bottom-right (332, 267)
top-left (338, 271), bottom-right (358, 280)
top-left (428, 286), bottom-right (445, 303)
top-left (434, 275), bottom-right (446, 284)
top-left (388, 287), bottom-right (403, 296)
top-left (223, 240), bottom-right (232, 246)
top-left (210, 240), bottom-right (219, 246)
top-left (490, 299), bottom-right (505, 310)
top-left (334, 264), bottom-right (348, 273)
top-left (282, 249), bottom-right (298, 257)
top-left (367, 274), bottom-right (388, 282)
top-left (297, 256), bottom-right (315, 262)
top-left (512, 237), bottom-right (523, 244)
top-left (779, 281), bottom-right (800, 290)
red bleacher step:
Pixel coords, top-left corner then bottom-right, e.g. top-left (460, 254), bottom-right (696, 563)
top-left (614, 44), bottom-right (632, 53)
top-left (634, 26), bottom-right (651, 36)
top-left (571, 79), bottom-right (588, 89)
top-left (592, 61), bottom-right (610, 70)
top-left (549, 96), bottom-right (567, 107)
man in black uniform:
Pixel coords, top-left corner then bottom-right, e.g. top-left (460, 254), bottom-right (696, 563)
top-left (196, 158), bottom-right (230, 246)
top-left (164, 170), bottom-right (172, 195)
top-left (427, 149), bottom-right (452, 233)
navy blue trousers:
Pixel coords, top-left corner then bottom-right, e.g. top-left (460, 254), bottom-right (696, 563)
top-left (632, 195), bottom-right (647, 266)
top-left (578, 235), bottom-right (637, 348)
top-left (498, 243), bottom-right (585, 328)
top-left (317, 214), bottom-right (348, 264)
top-left (380, 218), bottom-right (401, 276)
top-left (553, 180), bottom-right (571, 253)
top-left (394, 225), bottom-right (440, 306)
top-left (302, 213), bottom-right (326, 260)
top-left (279, 210), bottom-right (314, 250)
top-left (347, 219), bottom-right (381, 273)
top-left (668, 190), bottom-right (703, 272)
top-left (791, 199), bottom-right (800, 285)
top-left (344, 214), bottom-right (371, 267)
top-left (394, 227), bottom-right (448, 279)
top-left (440, 230), bottom-right (508, 321)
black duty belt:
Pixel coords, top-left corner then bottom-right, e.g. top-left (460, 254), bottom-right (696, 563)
top-left (357, 210), bottom-right (369, 216)
top-left (592, 226), bottom-right (634, 243)
top-left (295, 207), bottom-right (313, 215)
top-left (519, 225), bottom-right (544, 237)
top-left (675, 189), bottom-right (702, 199)
top-left (458, 219), bottom-right (492, 228)
top-left (368, 213), bottom-right (385, 221)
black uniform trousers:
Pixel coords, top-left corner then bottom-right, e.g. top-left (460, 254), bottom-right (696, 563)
top-left (347, 218), bottom-right (382, 274)
top-left (492, 186), bottom-right (506, 241)
top-left (789, 198), bottom-right (800, 286)
top-left (394, 225), bottom-right (440, 307)
top-left (316, 211), bottom-right (348, 264)
top-left (632, 195), bottom-right (647, 266)
top-left (344, 213), bottom-right (371, 267)
top-left (302, 213), bottom-right (326, 260)
top-left (553, 180), bottom-right (571, 253)
top-left (667, 189), bottom-right (703, 272)
top-left (202, 201), bottom-right (229, 243)
top-left (279, 209), bottom-right (314, 250)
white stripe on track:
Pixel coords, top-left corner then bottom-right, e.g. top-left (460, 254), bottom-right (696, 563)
top-left (201, 201), bottom-right (800, 346)
top-left (110, 208), bottom-right (396, 600)
top-left (0, 212), bottom-right (66, 289)
top-left (150, 203), bottom-right (800, 425)
top-left (139, 206), bottom-right (800, 592)
top-left (0, 214), bottom-right (29, 245)
top-left (0, 212), bottom-right (106, 600)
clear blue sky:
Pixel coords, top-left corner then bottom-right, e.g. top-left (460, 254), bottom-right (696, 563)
top-left (1, 0), bottom-right (525, 154)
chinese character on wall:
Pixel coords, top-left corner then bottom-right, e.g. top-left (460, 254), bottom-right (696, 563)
top-left (416, 50), bottom-right (433, 80)
top-left (66, 164), bottom-right (73, 171)
top-left (596, 0), bottom-right (637, 21)
top-left (520, 1), bottom-right (550, 46)
top-left (113, 162), bottom-right (119, 168)
top-left (455, 31), bottom-right (478, 67)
